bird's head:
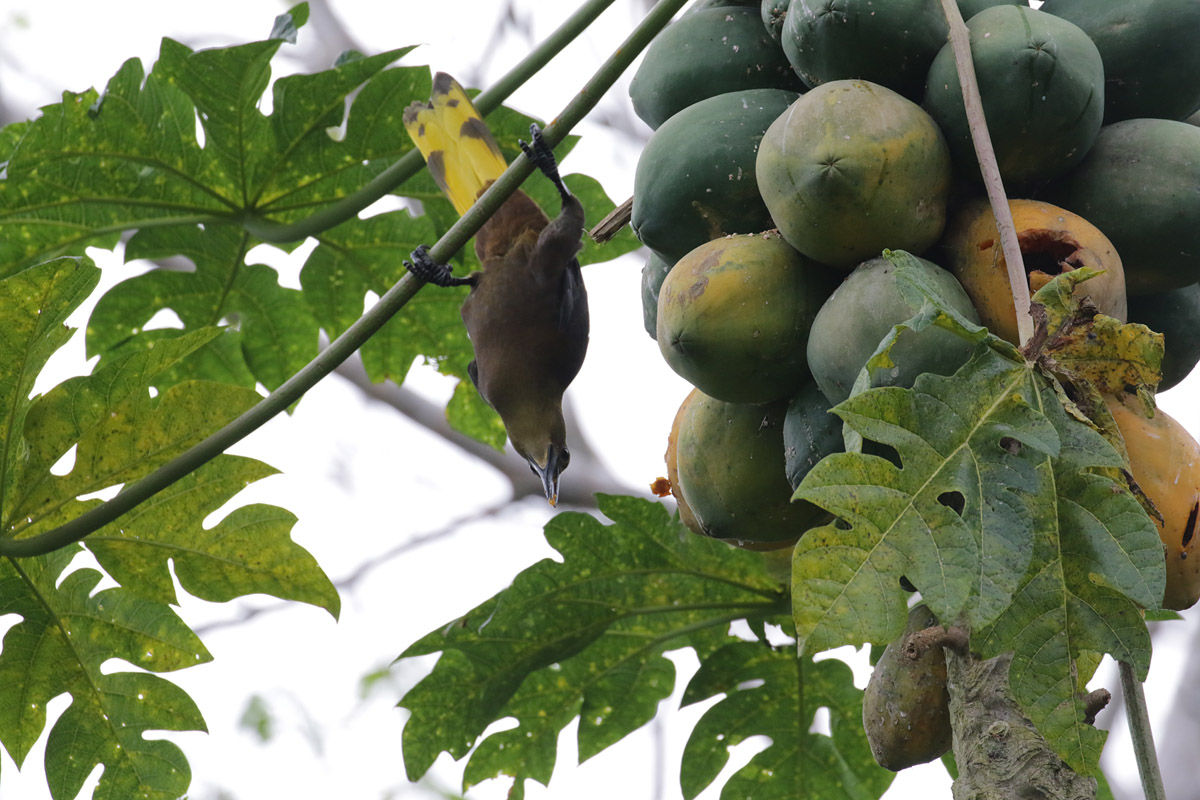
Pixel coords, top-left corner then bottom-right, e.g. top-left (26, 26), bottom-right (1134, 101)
top-left (509, 404), bottom-right (570, 507)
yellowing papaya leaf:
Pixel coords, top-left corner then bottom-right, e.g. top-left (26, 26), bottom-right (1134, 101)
top-left (396, 495), bottom-right (789, 795)
top-left (1029, 267), bottom-right (1164, 403)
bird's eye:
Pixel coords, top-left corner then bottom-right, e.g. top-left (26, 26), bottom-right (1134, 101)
top-left (559, 448), bottom-right (571, 471)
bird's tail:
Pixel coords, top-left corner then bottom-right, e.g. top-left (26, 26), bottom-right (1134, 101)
top-left (403, 72), bottom-right (508, 216)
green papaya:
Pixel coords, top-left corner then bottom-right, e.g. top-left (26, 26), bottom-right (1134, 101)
top-left (1126, 284), bottom-right (1200, 392)
top-left (806, 255), bottom-right (981, 405)
top-left (924, 6), bottom-right (1105, 186)
top-left (780, 0), bottom-right (948, 101)
top-left (783, 379), bottom-right (843, 491)
top-left (863, 605), bottom-right (953, 771)
top-left (633, 88), bottom-right (799, 265)
top-left (657, 231), bottom-right (837, 403)
top-left (762, 0), bottom-right (788, 39)
top-left (756, 80), bottom-right (951, 268)
top-left (670, 389), bottom-right (826, 547)
top-left (957, 0), bottom-right (1028, 19)
top-left (1044, 119), bottom-right (1200, 294)
top-left (630, 8), bottom-right (803, 130)
top-left (687, 0), bottom-right (759, 11)
top-left (1040, 0), bottom-right (1200, 123)
top-left (641, 252), bottom-right (672, 339)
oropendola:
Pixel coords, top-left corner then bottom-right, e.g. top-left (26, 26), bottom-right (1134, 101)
top-left (402, 73), bottom-right (588, 506)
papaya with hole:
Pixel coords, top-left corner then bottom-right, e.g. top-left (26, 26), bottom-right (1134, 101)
top-left (633, 88), bottom-right (799, 265)
top-left (667, 388), bottom-right (826, 548)
top-left (780, 0), bottom-right (948, 101)
top-left (630, 7), bottom-right (804, 131)
top-left (1126, 284), bottom-right (1200, 393)
top-left (941, 198), bottom-right (1127, 344)
top-left (924, 6), bottom-right (1104, 186)
top-left (657, 231), bottom-right (838, 404)
top-left (1044, 119), bottom-right (1200, 295)
top-left (756, 80), bottom-right (952, 268)
top-left (806, 255), bottom-right (981, 405)
top-left (863, 605), bottom-right (953, 771)
top-left (1040, 0), bottom-right (1200, 123)
top-left (1105, 393), bottom-right (1200, 610)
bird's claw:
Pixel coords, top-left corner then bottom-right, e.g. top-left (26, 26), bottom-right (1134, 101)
top-left (519, 123), bottom-right (571, 201)
top-left (404, 245), bottom-right (471, 287)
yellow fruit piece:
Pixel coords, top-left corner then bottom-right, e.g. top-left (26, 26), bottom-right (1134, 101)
top-left (1106, 393), bottom-right (1200, 610)
top-left (943, 199), bottom-right (1127, 344)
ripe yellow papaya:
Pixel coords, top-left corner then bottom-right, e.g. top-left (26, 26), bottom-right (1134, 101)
top-left (941, 198), bottom-right (1127, 345)
top-left (1105, 393), bottom-right (1200, 610)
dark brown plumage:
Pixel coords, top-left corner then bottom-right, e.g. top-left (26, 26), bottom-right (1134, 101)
top-left (404, 74), bottom-right (588, 505)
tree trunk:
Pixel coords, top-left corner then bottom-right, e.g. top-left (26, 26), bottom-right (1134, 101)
top-left (946, 651), bottom-right (1097, 800)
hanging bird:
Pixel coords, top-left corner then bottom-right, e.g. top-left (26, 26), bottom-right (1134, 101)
top-left (403, 72), bottom-right (588, 506)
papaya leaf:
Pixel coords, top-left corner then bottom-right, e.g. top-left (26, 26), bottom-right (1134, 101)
top-left (792, 347), bottom-right (1060, 653)
top-left (0, 256), bottom-right (100, 523)
top-left (680, 642), bottom-right (890, 800)
top-left (396, 495), bottom-right (788, 794)
top-left (974, 377), bottom-right (1162, 773)
top-left (88, 224), bottom-right (318, 392)
top-left (0, 546), bottom-right (208, 799)
top-left (84, 455), bottom-right (338, 613)
top-left (0, 271), bottom-right (334, 797)
top-left (1029, 267), bottom-right (1164, 404)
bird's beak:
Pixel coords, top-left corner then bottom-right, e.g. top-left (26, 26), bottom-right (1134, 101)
top-left (532, 449), bottom-right (561, 507)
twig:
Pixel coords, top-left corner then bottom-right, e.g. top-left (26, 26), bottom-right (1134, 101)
top-left (1119, 659), bottom-right (1167, 800)
top-left (936, 0), bottom-right (1033, 346)
top-left (903, 625), bottom-right (970, 659)
top-left (589, 195), bottom-right (632, 243)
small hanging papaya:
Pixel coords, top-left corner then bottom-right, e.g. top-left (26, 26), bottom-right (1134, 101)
top-left (862, 605), bottom-right (953, 771)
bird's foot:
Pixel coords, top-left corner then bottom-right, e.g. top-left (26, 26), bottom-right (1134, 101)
top-left (404, 245), bottom-right (473, 287)
top-left (519, 124), bottom-right (571, 202)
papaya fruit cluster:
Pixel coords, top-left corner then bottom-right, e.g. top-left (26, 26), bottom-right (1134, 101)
top-left (635, 0), bottom-right (1200, 608)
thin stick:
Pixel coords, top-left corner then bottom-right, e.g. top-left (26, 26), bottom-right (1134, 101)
top-left (936, 0), bottom-right (1033, 346)
top-left (1119, 660), bottom-right (1167, 800)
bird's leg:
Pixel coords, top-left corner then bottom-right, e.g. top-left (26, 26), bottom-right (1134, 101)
top-left (404, 244), bottom-right (475, 288)
top-left (519, 124), bottom-right (572, 204)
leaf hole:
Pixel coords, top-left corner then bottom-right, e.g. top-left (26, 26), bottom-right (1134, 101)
top-left (899, 575), bottom-right (918, 593)
top-left (809, 706), bottom-right (831, 736)
top-left (50, 444), bottom-right (77, 477)
top-left (833, 518), bottom-right (851, 531)
top-left (862, 439), bottom-right (901, 468)
top-left (998, 436), bottom-right (1022, 456)
top-left (937, 491), bottom-right (965, 516)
